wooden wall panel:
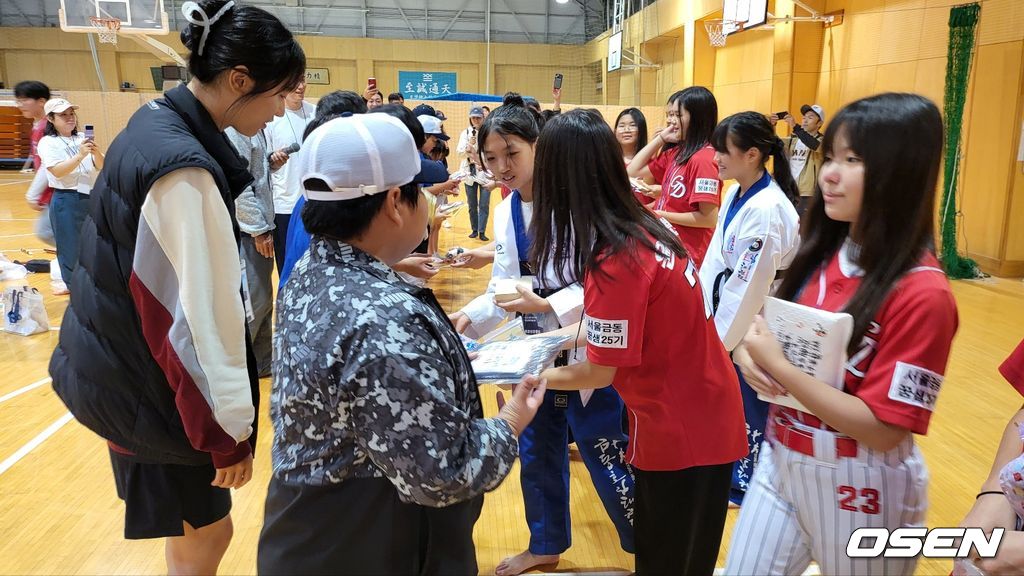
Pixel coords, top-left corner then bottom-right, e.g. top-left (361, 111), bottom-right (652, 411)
top-left (957, 42), bottom-right (1022, 261)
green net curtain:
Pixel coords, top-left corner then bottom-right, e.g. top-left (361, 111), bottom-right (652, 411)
top-left (940, 3), bottom-right (982, 279)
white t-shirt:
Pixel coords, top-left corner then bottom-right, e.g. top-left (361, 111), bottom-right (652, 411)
top-left (788, 138), bottom-right (810, 181)
top-left (521, 200), bottom-right (533, 227)
top-left (266, 101), bottom-right (316, 214)
top-left (37, 133), bottom-right (97, 194)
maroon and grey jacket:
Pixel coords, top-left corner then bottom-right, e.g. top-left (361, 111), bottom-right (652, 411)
top-left (50, 84), bottom-right (259, 468)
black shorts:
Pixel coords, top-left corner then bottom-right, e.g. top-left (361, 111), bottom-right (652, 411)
top-left (109, 449), bottom-right (232, 540)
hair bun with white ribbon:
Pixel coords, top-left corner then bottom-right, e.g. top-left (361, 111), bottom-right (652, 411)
top-left (181, 0), bottom-right (236, 56)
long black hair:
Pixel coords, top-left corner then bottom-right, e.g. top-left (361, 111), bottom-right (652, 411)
top-left (711, 111), bottom-right (799, 204)
top-left (531, 109), bottom-right (686, 286)
top-left (668, 86), bottom-right (717, 165)
top-left (180, 1), bottom-right (305, 102)
top-left (615, 107), bottom-right (648, 153)
top-left (775, 93), bottom-right (944, 354)
top-left (477, 94), bottom-right (544, 174)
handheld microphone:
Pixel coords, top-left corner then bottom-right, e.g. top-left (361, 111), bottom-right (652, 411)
top-left (269, 142), bottom-right (300, 162)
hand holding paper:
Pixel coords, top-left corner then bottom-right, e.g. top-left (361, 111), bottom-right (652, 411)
top-left (744, 297), bottom-right (854, 414)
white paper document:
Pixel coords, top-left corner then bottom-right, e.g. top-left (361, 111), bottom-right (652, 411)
top-left (756, 296), bottom-right (854, 414)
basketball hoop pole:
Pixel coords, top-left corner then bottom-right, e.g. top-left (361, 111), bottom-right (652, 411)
top-left (127, 34), bottom-right (187, 67)
top-left (768, 0), bottom-right (839, 25)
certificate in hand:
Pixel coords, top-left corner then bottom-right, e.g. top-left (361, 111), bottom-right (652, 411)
top-left (758, 296), bottom-right (854, 414)
top-left (471, 336), bottom-right (570, 388)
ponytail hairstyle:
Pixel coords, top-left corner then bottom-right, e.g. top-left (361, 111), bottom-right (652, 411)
top-left (531, 109), bottom-right (686, 286)
top-left (477, 93), bottom-right (544, 174)
top-left (669, 86), bottom-right (718, 166)
top-left (711, 111), bottom-right (800, 204)
top-left (180, 1), bottom-right (305, 105)
top-left (775, 93), bottom-right (944, 355)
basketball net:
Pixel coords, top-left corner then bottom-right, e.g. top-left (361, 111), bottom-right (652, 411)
top-left (89, 16), bottom-right (121, 44)
top-left (704, 19), bottom-right (743, 47)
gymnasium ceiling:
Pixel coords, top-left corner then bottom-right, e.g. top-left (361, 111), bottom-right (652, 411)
top-left (0, 0), bottom-right (660, 45)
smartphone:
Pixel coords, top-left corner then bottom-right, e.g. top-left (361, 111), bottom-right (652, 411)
top-left (553, 73), bottom-right (563, 90)
top-left (775, 110), bottom-right (789, 119)
top-left (84, 124), bottom-right (95, 141)
top-left (368, 77), bottom-right (377, 90)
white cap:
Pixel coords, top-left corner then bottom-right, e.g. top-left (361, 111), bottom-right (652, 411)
top-left (417, 114), bottom-right (450, 140)
top-left (294, 114), bottom-right (420, 202)
top-left (44, 98), bottom-right (78, 115)
top-left (801, 104), bottom-right (825, 124)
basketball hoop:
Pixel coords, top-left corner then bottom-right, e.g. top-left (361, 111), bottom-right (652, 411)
top-left (704, 19), bottom-right (743, 47)
top-left (89, 16), bottom-right (121, 44)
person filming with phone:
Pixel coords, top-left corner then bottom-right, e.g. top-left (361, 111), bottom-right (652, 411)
top-left (769, 104), bottom-right (824, 216)
top-left (36, 97), bottom-right (104, 287)
top-left (457, 106), bottom-right (490, 240)
top-left (364, 77), bottom-right (384, 109)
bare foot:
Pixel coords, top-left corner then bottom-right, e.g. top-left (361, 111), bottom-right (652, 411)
top-left (494, 550), bottom-right (559, 576)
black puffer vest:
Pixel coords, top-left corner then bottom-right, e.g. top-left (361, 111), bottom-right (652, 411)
top-left (49, 85), bottom-right (258, 465)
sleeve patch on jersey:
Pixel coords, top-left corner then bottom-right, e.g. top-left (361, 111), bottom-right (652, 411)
top-left (695, 178), bottom-right (719, 195)
top-left (735, 248), bottom-right (761, 282)
top-left (887, 361), bottom-right (943, 412)
top-left (586, 316), bottom-right (629, 349)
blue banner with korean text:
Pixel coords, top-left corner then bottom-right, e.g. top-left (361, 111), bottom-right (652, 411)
top-left (399, 71), bottom-right (457, 100)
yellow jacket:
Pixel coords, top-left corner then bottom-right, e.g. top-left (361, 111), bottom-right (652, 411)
top-left (784, 128), bottom-right (824, 198)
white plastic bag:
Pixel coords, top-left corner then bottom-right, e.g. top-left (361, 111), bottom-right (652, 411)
top-left (3, 286), bottom-right (50, 336)
top-left (0, 254), bottom-right (28, 281)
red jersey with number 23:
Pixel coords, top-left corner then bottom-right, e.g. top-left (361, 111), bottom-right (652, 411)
top-left (648, 146), bottom-right (722, 268)
top-left (785, 245), bottom-right (959, 435)
top-left (584, 237), bottom-right (747, 471)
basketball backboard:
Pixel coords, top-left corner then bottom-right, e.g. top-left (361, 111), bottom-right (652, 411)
top-left (59, 0), bottom-right (170, 34)
top-left (723, 0), bottom-right (768, 35)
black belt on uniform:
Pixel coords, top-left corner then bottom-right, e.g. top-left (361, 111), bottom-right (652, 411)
top-left (711, 266), bottom-right (788, 314)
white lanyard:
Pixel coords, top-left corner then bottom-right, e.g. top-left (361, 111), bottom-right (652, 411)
top-left (58, 135), bottom-right (85, 185)
top-left (285, 105), bottom-right (307, 146)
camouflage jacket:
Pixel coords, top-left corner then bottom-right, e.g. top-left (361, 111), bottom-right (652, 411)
top-left (271, 237), bottom-right (518, 507)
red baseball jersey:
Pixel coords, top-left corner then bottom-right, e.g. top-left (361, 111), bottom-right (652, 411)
top-left (30, 120), bottom-right (53, 206)
top-left (584, 237), bottom-right (747, 471)
top-left (787, 248), bottom-right (959, 435)
top-left (1000, 338), bottom-right (1024, 397)
top-left (648, 146), bottom-right (722, 268)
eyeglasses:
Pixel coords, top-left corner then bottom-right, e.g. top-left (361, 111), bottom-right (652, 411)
top-left (616, 125), bottom-right (638, 131)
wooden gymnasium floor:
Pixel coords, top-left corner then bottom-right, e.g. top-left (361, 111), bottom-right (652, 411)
top-left (1, 168), bottom-right (1023, 575)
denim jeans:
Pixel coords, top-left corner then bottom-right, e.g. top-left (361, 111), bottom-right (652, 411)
top-left (49, 189), bottom-right (89, 284)
top-left (464, 181), bottom-right (491, 235)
